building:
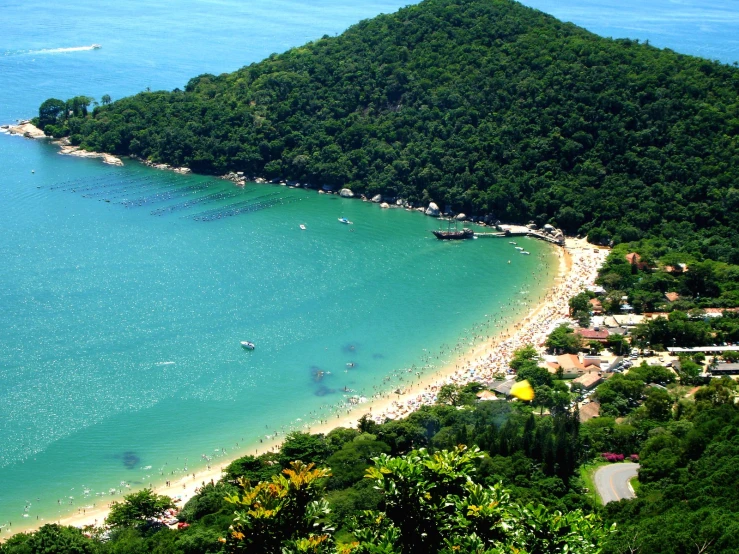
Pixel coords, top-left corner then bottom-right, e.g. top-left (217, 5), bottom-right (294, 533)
top-left (572, 372), bottom-right (603, 390)
top-left (589, 298), bottom-right (604, 315)
top-left (578, 401), bottom-right (600, 422)
top-left (625, 252), bottom-right (649, 270)
top-left (490, 379), bottom-right (516, 396)
top-left (575, 327), bottom-right (610, 343)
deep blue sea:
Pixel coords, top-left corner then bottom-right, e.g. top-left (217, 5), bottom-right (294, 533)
top-left (0, 0), bottom-right (736, 533)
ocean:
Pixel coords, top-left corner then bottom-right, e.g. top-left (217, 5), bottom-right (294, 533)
top-left (0, 0), bottom-right (736, 533)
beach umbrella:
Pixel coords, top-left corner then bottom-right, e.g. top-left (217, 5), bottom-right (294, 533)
top-left (510, 380), bottom-right (535, 401)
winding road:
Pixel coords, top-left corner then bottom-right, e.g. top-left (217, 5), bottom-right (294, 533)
top-left (594, 462), bottom-right (639, 504)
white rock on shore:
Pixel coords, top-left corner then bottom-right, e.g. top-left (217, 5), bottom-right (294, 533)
top-left (425, 202), bottom-right (440, 216)
top-left (58, 145), bottom-right (123, 166)
top-left (4, 121), bottom-right (47, 139)
top-left (339, 188), bottom-right (354, 198)
top-left (371, 194), bottom-right (382, 203)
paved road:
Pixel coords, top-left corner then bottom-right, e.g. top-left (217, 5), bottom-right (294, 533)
top-left (594, 462), bottom-right (639, 504)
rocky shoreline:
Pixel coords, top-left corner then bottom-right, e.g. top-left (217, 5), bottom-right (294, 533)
top-left (3, 120), bottom-right (566, 244)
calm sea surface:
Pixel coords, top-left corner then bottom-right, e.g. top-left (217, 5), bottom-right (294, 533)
top-left (0, 0), bottom-right (736, 531)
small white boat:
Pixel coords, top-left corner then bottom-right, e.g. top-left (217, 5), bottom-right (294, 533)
top-left (338, 217), bottom-right (353, 224)
top-left (91, 44), bottom-right (102, 49)
top-left (509, 241), bottom-right (517, 245)
top-left (240, 341), bottom-right (255, 350)
top-left (520, 251), bottom-right (530, 255)
top-left (515, 246), bottom-right (524, 250)
top-left (299, 224), bottom-right (306, 230)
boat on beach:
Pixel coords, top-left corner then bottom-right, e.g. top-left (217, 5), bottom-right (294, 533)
top-left (338, 217), bottom-right (352, 224)
top-left (240, 341), bottom-right (255, 350)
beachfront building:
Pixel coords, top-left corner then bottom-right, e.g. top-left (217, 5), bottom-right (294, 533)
top-left (544, 354), bottom-right (602, 379)
top-left (574, 327), bottom-right (610, 344)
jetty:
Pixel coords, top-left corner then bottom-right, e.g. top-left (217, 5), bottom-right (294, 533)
top-left (468, 224), bottom-right (565, 246)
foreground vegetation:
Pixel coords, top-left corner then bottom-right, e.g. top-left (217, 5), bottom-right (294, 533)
top-left (3, 369), bottom-right (738, 553)
top-left (36, 0), bottom-right (739, 262)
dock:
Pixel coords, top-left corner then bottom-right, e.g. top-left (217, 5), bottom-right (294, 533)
top-left (473, 225), bottom-right (565, 246)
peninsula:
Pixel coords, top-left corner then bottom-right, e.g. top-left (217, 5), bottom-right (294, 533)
top-left (31, 0), bottom-right (739, 262)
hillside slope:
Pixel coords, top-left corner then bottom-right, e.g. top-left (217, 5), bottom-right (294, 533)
top-left (41, 0), bottom-right (739, 261)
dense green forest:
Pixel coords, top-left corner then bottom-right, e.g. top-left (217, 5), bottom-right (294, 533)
top-left (4, 375), bottom-right (738, 553)
top-left (36, 0), bottom-right (739, 262)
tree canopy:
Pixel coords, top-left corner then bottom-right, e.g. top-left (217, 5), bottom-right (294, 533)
top-left (37, 0), bottom-right (739, 261)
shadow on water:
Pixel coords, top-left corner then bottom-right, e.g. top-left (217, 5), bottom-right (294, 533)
top-left (114, 451), bottom-right (140, 470)
top-left (342, 342), bottom-right (360, 354)
top-left (311, 365), bottom-right (328, 382)
top-left (372, 353), bottom-right (385, 359)
top-left (314, 385), bottom-right (336, 397)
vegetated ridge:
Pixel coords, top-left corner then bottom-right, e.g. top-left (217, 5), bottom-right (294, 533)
top-left (37, 0), bottom-right (739, 261)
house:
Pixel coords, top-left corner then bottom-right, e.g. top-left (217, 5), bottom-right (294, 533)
top-left (625, 252), bottom-right (649, 270)
top-left (490, 380), bottom-right (516, 396)
top-left (557, 354), bottom-right (585, 372)
top-left (476, 390), bottom-right (501, 401)
top-left (665, 292), bottom-right (680, 302)
top-left (578, 401), bottom-right (600, 422)
top-left (664, 263), bottom-right (688, 274)
top-left (575, 327), bottom-right (609, 343)
top-left (589, 298), bottom-right (603, 315)
top-left (572, 372), bottom-right (603, 390)
top-left (545, 354), bottom-right (603, 379)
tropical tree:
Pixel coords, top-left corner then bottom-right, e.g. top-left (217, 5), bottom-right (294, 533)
top-left (106, 488), bottom-right (175, 529)
top-left (224, 460), bottom-right (332, 554)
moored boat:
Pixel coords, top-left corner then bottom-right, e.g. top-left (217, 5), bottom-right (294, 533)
top-left (520, 251), bottom-right (530, 255)
top-left (338, 217), bottom-right (353, 224)
top-left (432, 228), bottom-right (474, 240)
top-left (240, 341), bottom-right (255, 350)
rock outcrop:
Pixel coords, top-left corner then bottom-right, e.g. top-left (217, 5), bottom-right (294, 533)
top-left (425, 202), bottom-right (440, 216)
top-left (339, 188), bottom-right (354, 198)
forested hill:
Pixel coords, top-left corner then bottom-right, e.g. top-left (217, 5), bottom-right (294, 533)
top-left (39, 0), bottom-right (739, 261)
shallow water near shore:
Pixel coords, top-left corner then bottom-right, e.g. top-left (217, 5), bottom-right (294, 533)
top-left (1, 0), bottom-right (737, 534)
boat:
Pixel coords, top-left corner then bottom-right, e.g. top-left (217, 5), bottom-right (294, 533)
top-left (240, 341), bottom-right (255, 350)
top-left (432, 228), bottom-right (474, 240)
top-left (91, 44), bottom-right (102, 49)
top-left (338, 217), bottom-right (353, 224)
top-left (509, 241), bottom-right (517, 245)
top-left (299, 224), bottom-right (306, 230)
top-left (432, 217), bottom-right (474, 240)
top-left (520, 251), bottom-right (530, 255)
top-left (515, 246), bottom-right (524, 250)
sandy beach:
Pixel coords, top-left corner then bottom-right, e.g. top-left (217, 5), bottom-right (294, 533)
top-left (3, 236), bottom-right (608, 537)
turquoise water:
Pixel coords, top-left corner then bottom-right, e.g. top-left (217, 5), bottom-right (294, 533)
top-left (0, 0), bottom-right (735, 533)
